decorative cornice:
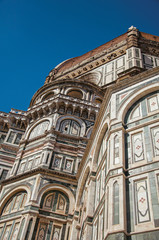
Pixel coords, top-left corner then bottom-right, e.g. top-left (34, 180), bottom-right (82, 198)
top-left (46, 45), bottom-right (127, 83)
top-left (0, 167), bottom-right (77, 187)
top-left (30, 79), bottom-right (104, 108)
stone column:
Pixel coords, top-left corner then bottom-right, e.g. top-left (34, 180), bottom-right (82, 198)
top-left (82, 178), bottom-right (95, 240)
top-left (20, 214), bottom-right (30, 239)
top-left (70, 217), bottom-right (79, 240)
top-left (28, 215), bottom-right (37, 240)
top-left (86, 178), bottom-right (95, 216)
top-left (84, 224), bottom-right (93, 240)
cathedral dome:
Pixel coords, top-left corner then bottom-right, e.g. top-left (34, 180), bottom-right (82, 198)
top-left (45, 32), bottom-right (128, 83)
top-left (44, 28), bottom-right (159, 86)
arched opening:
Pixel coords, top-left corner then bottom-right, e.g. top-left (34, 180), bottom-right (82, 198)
top-left (60, 119), bottom-right (81, 136)
top-left (82, 109), bottom-right (88, 119)
top-left (1, 191), bottom-right (27, 216)
top-left (77, 167), bottom-right (90, 207)
top-left (79, 71), bottom-right (101, 85)
top-left (29, 120), bottom-right (49, 139)
top-left (124, 91), bottom-right (159, 168)
top-left (41, 190), bottom-right (69, 214)
top-left (91, 123), bottom-right (108, 168)
top-left (86, 127), bottom-right (93, 139)
top-left (66, 105), bottom-right (73, 115)
top-left (67, 90), bottom-right (83, 99)
top-left (90, 112), bottom-right (96, 121)
top-left (74, 107), bottom-right (80, 117)
top-left (123, 90), bottom-right (159, 232)
top-left (96, 127), bottom-right (108, 166)
top-left (43, 92), bottom-right (54, 101)
top-left (34, 190), bottom-right (69, 240)
top-left (113, 181), bottom-right (119, 225)
top-left (94, 98), bottom-right (102, 104)
top-left (0, 191), bottom-right (27, 240)
top-left (58, 103), bottom-right (65, 113)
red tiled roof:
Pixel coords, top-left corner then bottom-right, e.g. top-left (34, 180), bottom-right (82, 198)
top-left (53, 31), bottom-right (159, 75)
top-left (140, 32), bottom-right (159, 42)
top-left (55, 32), bottom-right (127, 73)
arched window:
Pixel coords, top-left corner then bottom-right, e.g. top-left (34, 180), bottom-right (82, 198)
top-left (42, 191), bottom-right (68, 214)
top-left (90, 112), bottom-right (96, 120)
top-left (57, 195), bottom-right (65, 211)
top-left (114, 135), bottom-right (119, 165)
top-left (1, 192), bottom-right (27, 216)
top-left (82, 110), bottom-right (88, 119)
top-left (43, 193), bottom-right (55, 209)
top-left (29, 121), bottom-right (49, 139)
top-left (97, 129), bottom-right (108, 164)
top-left (130, 104), bottom-right (141, 120)
top-left (37, 223), bottom-right (47, 240)
top-left (35, 191), bottom-right (69, 239)
top-left (60, 120), bottom-right (80, 136)
top-left (59, 104), bottom-right (65, 113)
top-left (43, 92), bottom-right (54, 101)
top-left (74, 107), bottom-right (80, 117)
top-left (0, 192), bottom-right (27, 240)
top-left (67, 90), bottom-right (83, 99)
top-left (66, 106), bottom-right (73, 115)
top-left (125, 91), bottom-right (159, 124)
top-left (52, 226), bottom-right (61, 240)
top-left (113, 182), bottom-right (119, 225)
top-left (94, 98), bottom-right (102, 104)
top-left (124, 91), bottom-right (159, 169)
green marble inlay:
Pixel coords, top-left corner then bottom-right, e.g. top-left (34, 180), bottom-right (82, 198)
top-left (0, 210), bottom-right (24, 220)
top-left (106, 232), bottom-right (127, 240)
top-left (46, 221), bottom-right (53, 240)
top-left (17, 218), bottom-right (25, 240)
top-left (128, 162), bottom-right (159, 176)
top-left (8, 220), bottom-right (15, 239)
top-left (25, 218), bottom-right (33, 240)
top-left (143, 126), bottom-right (152, 162)
top-left (148, 172), bottom-right (159, 221)
top-left (39, 210), bottom-right (67, 220)
top-left (126, 180), bottom-right (135, 232)
top-left (24, 205), bottom-right (39, 211)
top-left (0, 223), bottom-right (6, 239)
top-left (130, 230), bottom-right (159, 240)
top-left (113, 182), bottom-right (119, 225)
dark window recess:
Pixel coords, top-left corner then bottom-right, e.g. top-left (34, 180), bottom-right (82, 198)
top-left (6, 132), bottom-right (22, 145)
top-left (14, 133), bottom-right (22, 145)
top-left (60, 120), bottom-right (80, 136)
top-left (0, 134), bottom-right (6, 143)
top-left (67, 226), bottom-right (70, 240)
top-left (46, 153), bottom-right (50, 164)
top-left (0, 169), bottom-right (8, 180)
top-left (7, 132), bottom-right (15, 143)
top-left (25, 218), bottom-right (33, 240)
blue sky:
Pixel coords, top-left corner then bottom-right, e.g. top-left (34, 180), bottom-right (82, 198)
top-left (0, 0), bottom-right (159, 112)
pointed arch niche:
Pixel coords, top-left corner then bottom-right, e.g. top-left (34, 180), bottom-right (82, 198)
top-left (34, 190), bottom-right (70, 240)
top-left (0, 191), bottom-right (27, 240)
top-left (92, 123), bottom-right (108, 167)
top-left (124, 91), bottom-right (159, 168)
top-left (28, 120), bottom-right (50, 139)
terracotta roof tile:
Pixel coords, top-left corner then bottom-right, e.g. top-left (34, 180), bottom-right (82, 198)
top-left (55, 32), bottom-right (127, 73)
top-left (53, 31), bottom-right (159, 75)
top-left (140, 32), bottom-right (159, 42)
